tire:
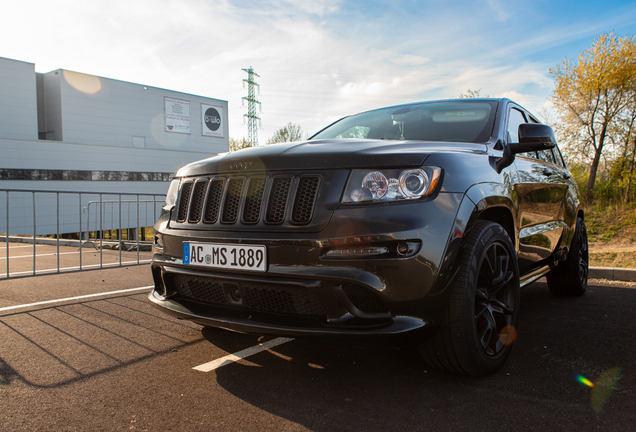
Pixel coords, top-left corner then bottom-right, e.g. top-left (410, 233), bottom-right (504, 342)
top-left (546, 217), bottom-right (588, 296)
top-left (419, 220), bottom-right (520, 376)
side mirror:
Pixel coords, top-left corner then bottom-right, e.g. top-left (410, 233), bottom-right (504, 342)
top-left (508, 123), bottom-right (556, 155)
top-left (495, 123), bottom-right (557, 173)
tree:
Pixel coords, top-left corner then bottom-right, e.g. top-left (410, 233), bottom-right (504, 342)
top-left (266, 123), bottom-right (305, 144)
top-left (455, 88), bottom-right (489, 98)
top-left (550, 32), bottom-right (636, 202)
top-left (229, 137), bottom-right (251, 152)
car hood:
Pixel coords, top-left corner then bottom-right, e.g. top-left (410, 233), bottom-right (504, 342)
top-left (175, 139), bottom-right (488, 177)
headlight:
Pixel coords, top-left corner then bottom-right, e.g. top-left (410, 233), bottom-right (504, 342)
top-left (342, 167), bottom-right (441, 203)
top-left (163, 179), bottom-right (181, 209)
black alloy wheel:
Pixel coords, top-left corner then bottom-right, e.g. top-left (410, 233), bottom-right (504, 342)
top-left (420, 220), bottom-right (520, 376)
top-left (475, 240), bottom-right (517, 357)
top-left (546, 217), bottom-right (588, 296)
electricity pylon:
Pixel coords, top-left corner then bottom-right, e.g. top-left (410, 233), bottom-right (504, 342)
top-left (242, 67), bottom-right (261, 146)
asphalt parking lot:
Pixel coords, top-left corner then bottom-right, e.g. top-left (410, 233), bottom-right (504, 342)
top-left (1, 253), bottom-right (635, 431)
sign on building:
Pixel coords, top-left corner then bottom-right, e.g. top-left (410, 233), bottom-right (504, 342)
top-left (165, 97), bottom-right (191, 134)
top-left (201, 104), bottom-right (224, 138)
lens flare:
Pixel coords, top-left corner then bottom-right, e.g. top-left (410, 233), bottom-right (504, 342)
top-left (591, 368), bottom-right (621, 414)
top-left (499, 325), bottom-right (517, 345)
top-left (63, 70), bottom-right (102, 94)
top-left (576, 374), bottom-right (595, 388)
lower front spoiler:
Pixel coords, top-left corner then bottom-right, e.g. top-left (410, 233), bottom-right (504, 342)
top-left (148, 290), bottom-right (433, 343)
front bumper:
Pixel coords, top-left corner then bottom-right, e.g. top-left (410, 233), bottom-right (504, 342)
top-left (150, 192), bottom-right (468, 341)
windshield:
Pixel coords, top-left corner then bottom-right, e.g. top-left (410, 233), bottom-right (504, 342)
top-left (311, 101), bottom-right (497, 143)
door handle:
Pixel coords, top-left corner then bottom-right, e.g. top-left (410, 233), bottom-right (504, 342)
top-left (542, 169), bottom-right (553, 176)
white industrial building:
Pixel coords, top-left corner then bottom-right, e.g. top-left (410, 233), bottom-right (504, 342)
top-left (0, 56), bottom-right (229, 237)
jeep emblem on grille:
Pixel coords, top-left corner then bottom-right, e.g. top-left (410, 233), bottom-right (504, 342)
top-left (229, 161), bottom-right (253, 170)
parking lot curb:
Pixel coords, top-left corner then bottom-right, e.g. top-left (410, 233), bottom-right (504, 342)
top-left (589, 267), bottom-right (636, 282)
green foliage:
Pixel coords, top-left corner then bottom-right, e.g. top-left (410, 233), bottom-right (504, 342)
top-left (550, 32), bottom-right (636, 203)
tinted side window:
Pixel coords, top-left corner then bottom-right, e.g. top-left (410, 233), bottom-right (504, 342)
top-left (507, 107), bottom-right (538, 159)
top-left (507, 108), bottom-right (527, 144)
top-left (537, 149), bottom-right (557, 165)
top-left (553, 145), bottom-right (566, 168)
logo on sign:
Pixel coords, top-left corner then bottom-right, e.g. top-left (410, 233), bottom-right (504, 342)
top-left (204, 107), bottom-right (221, 132)
top-left (205, 254), bottom-right (211, 264)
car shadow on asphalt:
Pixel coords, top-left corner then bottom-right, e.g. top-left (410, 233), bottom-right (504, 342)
top-left (0, 293), bottom-right (204, 389)
top-left (201, 282), bottom-right (636, 431)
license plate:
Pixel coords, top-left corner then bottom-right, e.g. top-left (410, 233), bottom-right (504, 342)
top-left (182, 242), bottom-right (267, 272)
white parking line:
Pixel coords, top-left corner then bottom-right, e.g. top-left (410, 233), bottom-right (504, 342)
top-left (0, 286), bottom-right (154, 312)
top-left (3, 245), bottom-right (40, 249)
top-left (0, 259), bottom-right (152, 277)
top-left (193, 337), bottom-right (295, 372)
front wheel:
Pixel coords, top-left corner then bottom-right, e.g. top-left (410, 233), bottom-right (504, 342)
top-left (419, 220), bottom-right (520, 376)
top-left (546, 217), bottom-right (588, 296)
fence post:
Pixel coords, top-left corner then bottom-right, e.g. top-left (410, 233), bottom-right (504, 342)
top-left (56, 192), bottom-right (60, 273)
top-left (119, 194), bottom-right (122, 266)
top-left (5, 192), bottom-right (8, 278)
top-left (99, 194), bottom-right (103, 268)
top-left (137, 195), bottom-right (140, 264)
top-left (32, 192), bottom-right (36, 276)
top-left (79, 193), bottom-right (83, 270)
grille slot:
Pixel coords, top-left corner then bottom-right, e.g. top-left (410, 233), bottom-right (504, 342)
top-left (221, 178), bottom-right (245, 223)
top-left (188, 180), bottom-right (208, 223)
top-left (242, 177), bottom-right (267, 224)
top-left (341, 284), bottom-right (388, 314)
top-left (292, 176), bottom-right (320, 225)
top-left (176, 182), bottom-right (193, 222)
top-left (266, 177), bottom-right (292, 224)
top-left (203, 179), bottom-right (224, 223)
top-left (171, 274), bottom-right (326, 316)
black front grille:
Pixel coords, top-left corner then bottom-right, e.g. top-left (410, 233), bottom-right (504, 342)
top-left (266, 177), bottom-right (292, 224)
top-left (176, 173), bottom-right (322, 228)
top-left (222, 177), bottom-right (245, 223)
top-left (171, 274), bottom-right (326, 316)
top-left (203, 179), bottom-right (224, 223)
top-left (188, 181), bottom-right (207, 223)
top-left (292, 176), bottom-right (320, 224)
top-left (176, 182), bottom-right (193, 222)
top-left (242, 177), bottom-right (267, 224)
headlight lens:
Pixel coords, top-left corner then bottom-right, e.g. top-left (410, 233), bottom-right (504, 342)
top-left (342, 167), bottom-right (441, 203)
top-left (164, 179), bottom-right (181, 209)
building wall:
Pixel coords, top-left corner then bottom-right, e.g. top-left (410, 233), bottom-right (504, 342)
top-left (0, 137), bottom-right (216, 235)
top-left (55, 69), bottom-right (228, 153)
top-left (0, 57), bottom-right (38, 140)
top-left (0, 57), bottom-right (230, 236)
top-left (40, 71), bottom-right (63, 141)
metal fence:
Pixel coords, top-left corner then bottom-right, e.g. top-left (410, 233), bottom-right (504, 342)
top-left (1, 188), bottom-right (165, 279)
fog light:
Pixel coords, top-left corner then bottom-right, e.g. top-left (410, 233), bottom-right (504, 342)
top-left (396, 242), bottom-right (409, 256)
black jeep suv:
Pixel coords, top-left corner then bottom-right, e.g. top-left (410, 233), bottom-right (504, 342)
top-left (149, 98), bottom-right (588, 376)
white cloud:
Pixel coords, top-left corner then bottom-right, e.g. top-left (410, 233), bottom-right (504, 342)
top-left (3, 0), bottom-right (635, 144)
top-left (392, 54), bottom-right (431, 66)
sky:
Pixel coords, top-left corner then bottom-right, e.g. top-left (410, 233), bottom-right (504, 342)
top-left (3, 0), bottom-right (636, 145)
